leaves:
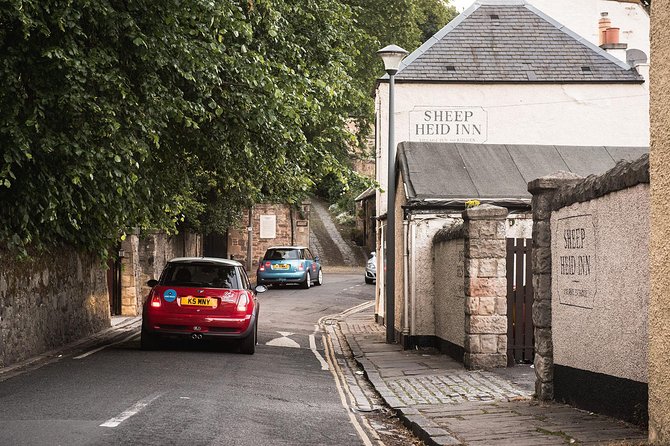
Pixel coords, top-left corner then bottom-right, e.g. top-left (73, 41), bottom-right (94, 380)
top-left (0, 0), bottom-right (366, 255)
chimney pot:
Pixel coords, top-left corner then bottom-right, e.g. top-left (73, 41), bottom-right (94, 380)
top-left (599, 12), bottom-right (612, 46)
top-left (604, 27), bottom-right (620, 45)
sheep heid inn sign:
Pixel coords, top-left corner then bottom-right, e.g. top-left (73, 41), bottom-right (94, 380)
top-left (409, 107), bottom-right (488, 143)
top-left (554, 214), bottom-right (597, 309)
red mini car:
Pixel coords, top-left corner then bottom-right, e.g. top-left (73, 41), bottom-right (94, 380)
top-left (141, 257), bottom-right (266, 354)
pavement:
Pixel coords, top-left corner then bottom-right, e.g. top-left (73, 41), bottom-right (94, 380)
top-left (340, 306), bottom-right (648, 446)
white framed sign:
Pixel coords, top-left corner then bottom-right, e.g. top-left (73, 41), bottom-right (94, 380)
top-left (409, 107), bottom-right (488, 143)
top-left (259, 215), bottom-right (277, 239)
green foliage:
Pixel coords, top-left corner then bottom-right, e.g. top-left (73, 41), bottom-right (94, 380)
top-left (0, 0), bottom-right (364, 255)
top-left (0, 0), bottom-right (457, 257)
top-left (416, 0), bottom-right (459, 43)
top-left (342, 0), bottom-right (457, 136)
top-left (316, 0), bottom-right (456, 213)
top-left (317, 170), bottom-right (373, 214)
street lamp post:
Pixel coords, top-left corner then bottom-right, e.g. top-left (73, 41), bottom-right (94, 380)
top-left (377, 45), bottom-right (408, 344)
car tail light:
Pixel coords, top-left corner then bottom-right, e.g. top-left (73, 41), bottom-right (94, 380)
top-left (150, 294), bottom-right (162, 308)
top-left (298, 262), bottom-right (304, 271)
top-left (259, 264), bottom-right (265, 272)
top-left (237, 292), bottom-right (250, 312)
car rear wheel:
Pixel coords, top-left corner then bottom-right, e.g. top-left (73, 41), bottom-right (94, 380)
top-left (315, 269), bottom-right (323, 286)
top-left (301, 272), bottom-right (311, 289)
top-left (141, 325), bottom-right (159, 350)
top-left (240, 323), bottom-right (256, 355)
top-left (365, 277), bottom-right (374, 285)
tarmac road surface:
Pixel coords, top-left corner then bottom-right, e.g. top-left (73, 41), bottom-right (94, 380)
top-left (0, 273), bottom-right (383, 446)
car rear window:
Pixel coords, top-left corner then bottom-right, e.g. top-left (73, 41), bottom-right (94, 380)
top-left (263, 249), bottom-right (300, 260)
top-left (160, 263), bottom-right (241, 289)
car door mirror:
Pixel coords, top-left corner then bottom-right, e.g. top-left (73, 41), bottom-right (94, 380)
top-left (255, 285), bottom-right (268, 294)
top-left (147, 279), bottom-right (159, 288)
top-left (314, 256), bottom-right (320, 262)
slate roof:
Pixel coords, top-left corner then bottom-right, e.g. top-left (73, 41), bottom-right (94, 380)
top-left (391, 0), bottom-right (643, 83)
top-left (397, 142), bottom-right (648, 209)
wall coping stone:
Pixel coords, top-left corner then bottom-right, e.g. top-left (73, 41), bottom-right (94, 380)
top-left (463, 204), bottom-right (508, 221)
top-left (549, 154), bottom-right (649, 211)
top-left (434, 222), bottom-right (465, 244)
top-left (528, 171), bottom-right (583, 194)
top-left (528, 155), bottom-right (649, 210)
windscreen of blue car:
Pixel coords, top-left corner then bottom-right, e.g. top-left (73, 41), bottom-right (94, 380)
top-left (160, 263), bottom-right (241, 289)
top-left (263, 249), bottom-right (300, 261)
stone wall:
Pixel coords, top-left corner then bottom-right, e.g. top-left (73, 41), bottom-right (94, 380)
top-left (120, 230), bottom-right (202, 316)
top-left (529, 155), bottom-right (649, 424)
top-left (649, 0), bottom-right (670, 441)
top-left (227, 202), bottom-right (310, 274)
top-left (0, 247), bottom-right (110, 367)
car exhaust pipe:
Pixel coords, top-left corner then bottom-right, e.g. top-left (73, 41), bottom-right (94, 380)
top-left (191, 333), bottom-right (203, 340)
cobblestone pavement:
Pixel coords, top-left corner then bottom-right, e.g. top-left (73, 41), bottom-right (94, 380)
top-left (341, 307), bottom-right (648, 446)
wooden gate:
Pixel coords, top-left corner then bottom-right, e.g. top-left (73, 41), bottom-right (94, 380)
top-left (107, 255), bottom-right (122, 316)
top-left (506, 238), bottom-right (534, 365)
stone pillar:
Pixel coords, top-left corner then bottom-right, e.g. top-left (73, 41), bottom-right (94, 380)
top-left (463, 204), bottom-right (508, 370)
top-left (120, 231), bottom-right (141, 316)
top-left (528, 172), bottom-right (581, 400)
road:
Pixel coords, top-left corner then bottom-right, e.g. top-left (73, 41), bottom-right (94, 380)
top-left (0, 273), bottom-right (387, 446)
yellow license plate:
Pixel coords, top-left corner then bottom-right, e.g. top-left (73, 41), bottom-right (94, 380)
top-left (272, 264), bottom-right (290, 270)
top-left (180, 297), bottom-right (216, 307)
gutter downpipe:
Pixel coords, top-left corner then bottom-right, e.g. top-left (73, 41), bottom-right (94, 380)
top-left (410, 217), bottom-right (417, 338)
top-left (402, 218), bottom-right (410, 348)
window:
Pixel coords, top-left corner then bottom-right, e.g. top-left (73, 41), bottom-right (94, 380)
top-left (263, 248), bottom-right (300, 260)
top-left (161, 263), bottom-right (241, 289)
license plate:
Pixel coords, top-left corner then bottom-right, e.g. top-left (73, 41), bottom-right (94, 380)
top-left (272, 264), bottom-right (290, 270)
top-left (180, 297), bottom-right (216, 307)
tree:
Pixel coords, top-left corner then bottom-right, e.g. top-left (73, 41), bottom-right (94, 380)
top-left (0, 0), bottom-right (365, 254)
top-left (340, 0), bottom-right (457, 145)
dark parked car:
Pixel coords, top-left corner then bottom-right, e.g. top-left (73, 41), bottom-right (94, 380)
top-left (142, 257), bottom-right (266, 354)
top-left (256, 246), bottom-right (323, 289)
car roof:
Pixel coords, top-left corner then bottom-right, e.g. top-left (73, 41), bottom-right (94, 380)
top-left (168, 257), bottom-right (242, 267)
top-left (266, 246), bottom-right (308, 250)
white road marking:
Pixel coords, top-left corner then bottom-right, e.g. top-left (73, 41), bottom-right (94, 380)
top-left (309, 334), bottom-right (329, 371)
top-left (100, 393), bottom-right (162, 428)
top-left (73, 332), bottom-right (139, 360)
top-left (266, 336), bottom-right (300, 348)
top-left (277, 331), bottom-right (294, 337)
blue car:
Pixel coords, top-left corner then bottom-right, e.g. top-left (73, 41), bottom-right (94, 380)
top-left (256, 246), bottom-right (323, 289)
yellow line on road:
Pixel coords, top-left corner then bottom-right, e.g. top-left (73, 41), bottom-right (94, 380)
top-left (320, 303), bottom-right (384, 446)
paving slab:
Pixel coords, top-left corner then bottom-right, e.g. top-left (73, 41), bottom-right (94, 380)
top-left (340, 307), bottom-right (648, 446)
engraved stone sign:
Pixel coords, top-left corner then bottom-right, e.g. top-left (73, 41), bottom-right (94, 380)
top-left (554, 214), bottom-right (596, 308)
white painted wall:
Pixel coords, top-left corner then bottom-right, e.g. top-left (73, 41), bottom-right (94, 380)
top-left (433, 235), bottom-right (466, 347)
top-left (551, 184), bottom-right (649, 383)
top-left (407, 215), bottom-right (459, 336)
top-left (376, 82), bottom-right (649, 216)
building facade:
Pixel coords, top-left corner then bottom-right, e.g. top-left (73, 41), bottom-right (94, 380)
top-left (374, 0), bottom-right (649, 331)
